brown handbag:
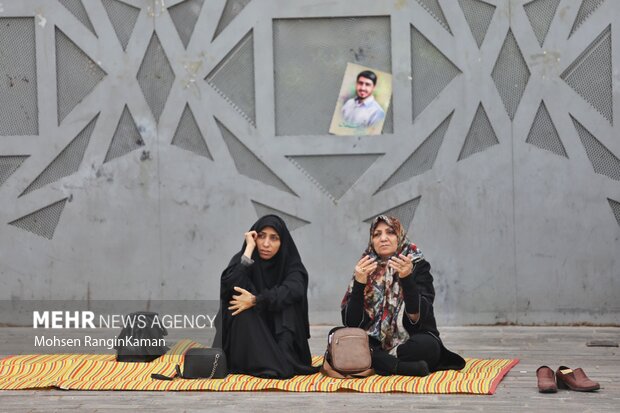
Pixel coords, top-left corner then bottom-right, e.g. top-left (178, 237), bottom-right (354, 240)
top-left (320, 326), bottom-right (375, 378)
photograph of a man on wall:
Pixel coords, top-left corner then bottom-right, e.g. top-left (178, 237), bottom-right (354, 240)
top-left (329, 63), bottom-right (392, 136)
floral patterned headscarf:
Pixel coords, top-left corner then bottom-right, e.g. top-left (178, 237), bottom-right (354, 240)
top-left (341, 215), bottom-right (424, 352)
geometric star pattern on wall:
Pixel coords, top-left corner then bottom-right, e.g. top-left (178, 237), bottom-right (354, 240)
top-left (364, 196), bottom-right (421, 233)
top-left (213, 0), bottom-right (252, 41)
top-left (458, 0), bottom-right (496, 49)
top-left (523, 0), bottom-right (561, 47)
top-left (492, 29), bottom-right (530, 121)
top-left (102, 0), bottom-right (141, 51)
top-left (569, 0), bottom-right (606, 38)
top-left (169, 0), bottom-right (206, 49)
top-left (526, 101), bottom-right (567, 158)
top-left (415, 0), bottom-right (452, 34)
top-left (561, 25), bottom-right (613, 124)
top-left (251, 200), bottom-right (310, 232)
top-left (1, 0), bottom-right (619, 240)
top-left (609, 198), bottom-right (620, 227)
top-left (58, 0), bottom-right (96, 37)
top-left (8, 198), bottom-right (69, 239)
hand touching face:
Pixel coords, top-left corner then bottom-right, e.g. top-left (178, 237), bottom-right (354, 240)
top-left (255, 226), bottom-right (281, 260)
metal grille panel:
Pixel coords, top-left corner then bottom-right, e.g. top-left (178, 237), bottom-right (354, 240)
top-left (206, 31), bottom-right (255, 126)
top-left (0, 156), bottom-right (28, 187)
top-left (101, 0), bottom-right (140, 51)
top-left (492, 30), bottom-right (530, 120)
top-left (22, 115), bottom-right (98, 195)
top-left (561, 26), bottom-right (612, 124)
top-left (213, 0), bottom-right (252, 40)
top-left (55, 28), bottom-right (106, 124)
top-left (524, 0), bottom-right (561, 47)
top-left (458, 0), bottom-right (496, 48)
top-left (171, 104), bottom-right (212, 159)
top-left (169, 0), bottom-right (205, 49)
top-left (273, 17), bottom-right (391, 136)
top-left (8, 198), bottom-right (68, 239)
top-left (570, 0), bottom-right (606, 37)
top-left (415, 0), bottom-right (451, 33)
top-left (526, 101), bottom-right (567, 158)
top-left (608, 198), bottom-right (620, 227)
top-left (287, 154), bottom-right (381, 201)
top-left (251, 200), bottom-right (310, 232)
top-left (383, 100), bottom-right (394, 134)
top-left (458, 103), bottom-right (498, 161)
top-left (137, 33), bottom-right (175, 122)
top-left (0, 18), bottom-right (38, 135)
top-left (216, 119), bottom-right (295, 194)
top-left (104, 106), bottom-right (143, 163)
top-left (571, 116), bottom-right (620, 180)
top-left (59, 0), bottom-right (96, 36)
top-left (378, 112), bottom-right (452, 193)
top-left (365, 196), bottom-right (421, 233)
top-left (411, 26), bottom-right (461, 120)
top-left (0, 0), bottom-right (617, 325)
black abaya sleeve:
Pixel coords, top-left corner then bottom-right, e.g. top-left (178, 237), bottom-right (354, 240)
top-left (254, 270), bottom-right (306, 312)
top-left (220, 259), bottom-right (257, 299)
top-left (400, 260), bottom-right (436, 334)
top-left (341, 280), bottom-right (372, 328)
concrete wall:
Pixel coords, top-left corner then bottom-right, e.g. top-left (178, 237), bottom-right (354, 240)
top-left (0, 0), bottom-right (618, 325)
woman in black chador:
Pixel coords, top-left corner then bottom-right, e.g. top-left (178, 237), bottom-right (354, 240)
top-left (213, 215), bottom-right (317, 379)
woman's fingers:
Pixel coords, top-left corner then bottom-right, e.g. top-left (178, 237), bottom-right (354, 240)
top-left (244, 231), bottom-right (258, 245)
top-left (388, 254), bottom-right (413, 276)
top-left (392, 254), bottom-right (410, 264)
top-left (229, 297), bottom-right (247, 316)
top-left (356, 255), bottom-right (376, 269)
top-left (233, 286), bottom-right (249, 294)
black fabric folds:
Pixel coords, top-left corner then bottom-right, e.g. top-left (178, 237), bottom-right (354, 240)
top-left (212, 215), bottom-right (317, 379)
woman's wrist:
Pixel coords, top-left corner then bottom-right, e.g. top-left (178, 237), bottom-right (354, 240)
top-left (243, 245), bottom-right (254, 259)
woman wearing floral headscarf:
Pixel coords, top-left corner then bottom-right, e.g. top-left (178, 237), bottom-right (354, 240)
top-left (341, 215), bottom-right (465, 376)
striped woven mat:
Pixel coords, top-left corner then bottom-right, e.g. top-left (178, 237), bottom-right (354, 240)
top-left (0, 339), bottom-right (518, 393)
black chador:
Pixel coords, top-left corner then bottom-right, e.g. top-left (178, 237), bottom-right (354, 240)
top-left (213, 215), bottom-right (317, 379)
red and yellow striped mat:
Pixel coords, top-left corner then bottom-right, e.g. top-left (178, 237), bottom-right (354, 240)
top-left (0, 339), bottom-right (518, 393)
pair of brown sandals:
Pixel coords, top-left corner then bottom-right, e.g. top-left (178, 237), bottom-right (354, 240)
top-left (537, 365), bottom-right (600, 393)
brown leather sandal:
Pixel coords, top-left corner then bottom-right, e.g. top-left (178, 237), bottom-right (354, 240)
top-left (536, 365), bottom-right (557, 393)
top-left (556, 366), bottom-right (600, 392)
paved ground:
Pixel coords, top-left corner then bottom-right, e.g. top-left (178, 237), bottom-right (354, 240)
top-left (0, 326), bottom-right (618, 412)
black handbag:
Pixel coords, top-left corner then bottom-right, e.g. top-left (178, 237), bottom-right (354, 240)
top-left (115, 311), bottom-right (169, 362)
top-left (151, 347), bottom-right (228, 380)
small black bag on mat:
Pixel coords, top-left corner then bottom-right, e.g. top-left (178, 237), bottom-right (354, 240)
top-left (151, 347), bottom-right (228, 380)
top-left (115, 311), bottom-right (169, 362)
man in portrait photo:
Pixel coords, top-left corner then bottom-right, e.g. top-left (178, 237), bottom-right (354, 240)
top-left (329, 63), bottom-right (391, 136)
top-left (340, 70), bottom-right (385, 129)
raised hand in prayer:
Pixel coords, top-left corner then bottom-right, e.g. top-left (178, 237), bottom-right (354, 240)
top-left (354, 254), bottom-right (378, 283)
top-left (388, 254), bottom-right (414, 278)
top-left (229, 286), bottom-right (256, 316)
